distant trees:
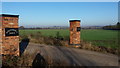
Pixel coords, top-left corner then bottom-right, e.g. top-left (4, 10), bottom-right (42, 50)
top-left (103, 22), bottom-right (120, 30)
top-left (117, 22), bottom-right (120, 25)
top-left (117, 22), bottom-right (120, 28)
top-left (19, 26), bottom-right (69, 30)
top-left (19, 26), bottom-right (25, 29)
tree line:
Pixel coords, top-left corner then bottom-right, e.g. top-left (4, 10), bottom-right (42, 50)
top-left (19, 22), bottom-right (120, 30)
top-left (103, 22), bottom-right (120, 30)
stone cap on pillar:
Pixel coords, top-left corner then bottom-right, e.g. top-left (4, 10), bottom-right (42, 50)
top-left (0, 14), bottom-right (19, 17)
top-left (69, 20), bottom-right (81, 22)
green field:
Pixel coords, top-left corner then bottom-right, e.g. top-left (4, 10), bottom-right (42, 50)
top-left (19, 29), bottom-right (118, 49)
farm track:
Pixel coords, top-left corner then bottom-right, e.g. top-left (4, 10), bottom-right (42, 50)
top-left (22, 42), bottom-right (118, 66)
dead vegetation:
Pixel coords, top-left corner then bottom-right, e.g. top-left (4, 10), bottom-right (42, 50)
top-left (79, 40), bottom-right (118, 55)
top-left (2, 53), bottom-right (70, 68)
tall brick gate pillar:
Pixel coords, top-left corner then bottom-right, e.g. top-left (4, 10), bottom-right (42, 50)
top-left (0, 14), bottom-right (19, 56)
top-left (69, 20), bottom-right (81, 45)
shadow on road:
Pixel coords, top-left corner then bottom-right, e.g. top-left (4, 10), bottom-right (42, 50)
top-left (55, 46), bottom-right (97, 67)
top-left (32, 53), bottom-right (47, 68)
top-left (19, 38), bottom-right (30, 56)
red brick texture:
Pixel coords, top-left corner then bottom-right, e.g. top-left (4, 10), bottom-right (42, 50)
top-left (69, 20), bottom-right (80, 45)
top-left (0, 15), bottom-right (19, 56)
top-left (0, 17), bottom-right (2, 54)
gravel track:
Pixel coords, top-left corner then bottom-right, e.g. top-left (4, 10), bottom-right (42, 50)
top-left (22, 43), bottom-right (118, 66)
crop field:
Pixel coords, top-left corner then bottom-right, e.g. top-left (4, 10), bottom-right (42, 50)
top-left (19, 29), bottom-right (118, 49)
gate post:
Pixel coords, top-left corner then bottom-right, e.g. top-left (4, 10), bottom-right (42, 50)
top-left (69, 20), bottom-right (81, 45)
top-left (0, 14), bottom-right (19, 56)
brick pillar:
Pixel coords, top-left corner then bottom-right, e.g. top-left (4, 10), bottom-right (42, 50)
top-left (69, 20), bottom-right (81, 45)
top-left (0, 16), bottom-right (2, 55)
top-left (0, 14), bottom-right (19, 56)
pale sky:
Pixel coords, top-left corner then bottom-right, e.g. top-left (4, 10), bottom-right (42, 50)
top-left (2, 2), bottom-right (118, 27)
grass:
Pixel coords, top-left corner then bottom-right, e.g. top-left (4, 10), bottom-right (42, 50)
top-left (19, 29), bottom-right (118, 49)
top-left (80, 29), bottom-right (118, 49)
top-left (81, 29), bottom-right (118, 41)
top-left (19, 29), bottom-right (69, 37)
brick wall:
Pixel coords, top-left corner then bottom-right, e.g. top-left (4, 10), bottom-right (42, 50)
top-left (0, 14), bottom-right (19, 56)
top-left (69, 20), bottom-right (80, 45)
top-left (0, 17), bottom-right (2, 54)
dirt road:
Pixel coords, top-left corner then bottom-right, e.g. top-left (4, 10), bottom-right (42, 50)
top-left (21, 43), bottom-right (118, 66)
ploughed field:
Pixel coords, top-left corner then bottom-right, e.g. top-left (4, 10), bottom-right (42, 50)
top-left (19, 29), bottom-right (118, 49)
